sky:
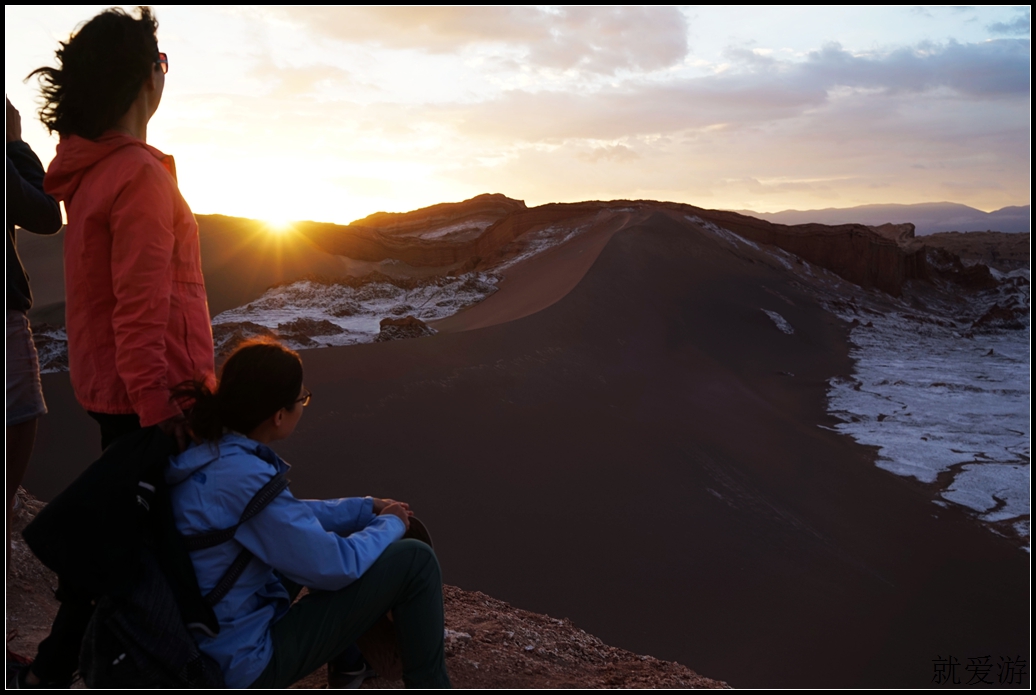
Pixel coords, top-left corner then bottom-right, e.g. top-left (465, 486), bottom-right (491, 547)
top-left (5, 5), bottom-right (1031, 226)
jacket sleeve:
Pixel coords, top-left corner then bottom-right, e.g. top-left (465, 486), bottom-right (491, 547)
top-left (108, 160), bottom-right (181, 426)
top-left (7, 142), bottom-right (62, 235)
top-left (303, 497), bottom-right (378, 535)
top-left (235, 489), bottom-right (407, 591)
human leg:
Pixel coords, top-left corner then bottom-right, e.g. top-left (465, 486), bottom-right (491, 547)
top-left (278, 577), bottom-right (376, 688)
top-left (6, 310), bottom-right (47, 546)
top-left (7, 419), bottom-right (36, 508)
top-left (20, 410), bottom-right (139, 685)
top-left (20, 581), bottom-right (92, 686)
top-left (250, 539), bottom-right (450, 689)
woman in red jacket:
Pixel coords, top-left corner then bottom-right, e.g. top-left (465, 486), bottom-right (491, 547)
top-left (14, 7), bottom-right (214, 687)
top-left (38, 6), bottom-right (214, 451)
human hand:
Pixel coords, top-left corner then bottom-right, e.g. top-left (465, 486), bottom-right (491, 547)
top-left (7, 98), bottom-right (22, 143)
top-left (378, 502), bottom-right (411, 531)
top-left (372, 498), bottom-right (412, 516)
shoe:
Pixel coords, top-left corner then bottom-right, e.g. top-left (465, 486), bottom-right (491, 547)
top-left (327, 658), bottom-right (377, 689)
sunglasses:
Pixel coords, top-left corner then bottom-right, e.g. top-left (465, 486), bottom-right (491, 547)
top-left (156, 52), bottom-right (168, 75)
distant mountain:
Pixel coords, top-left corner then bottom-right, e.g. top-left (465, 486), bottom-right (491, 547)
top-left (734, 202), bottom-right (1030, 236)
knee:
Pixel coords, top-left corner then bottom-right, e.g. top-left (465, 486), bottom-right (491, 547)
top-left (389, 538), bottom-right (441, 584)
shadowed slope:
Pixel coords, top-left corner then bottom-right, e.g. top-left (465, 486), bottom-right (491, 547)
top-left (431, 207), bottom-right (634, 333)
top-left (19, 216), bottom-right (359, 325)
top-left (271, 214), bottom-right (1025, 687)
top-left (196, 215), bottom-right (357, 315)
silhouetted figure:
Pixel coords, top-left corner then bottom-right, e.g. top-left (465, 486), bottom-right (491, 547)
top-left (6, 96), bottom-right (62, 676)
top-left (14, 7), bottom-right (213, 687)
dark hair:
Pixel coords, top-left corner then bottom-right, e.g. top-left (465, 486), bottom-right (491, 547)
top-left (173, 339), bottom-right (304, 442)
top-left (28, 6), bottom-right (159, 139)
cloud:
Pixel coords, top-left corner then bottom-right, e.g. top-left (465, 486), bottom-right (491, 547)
top-left (800, 39), bottom-right (1030, 98)
top-left (440, 38), bottom-right (1029, 144)
top-left (249, 60), bottom-right (355, 98)
top-left (987, 11), bottom-right (1030, 36)
top-left (578, 144), bottom-right (640, 163)
top-left (267, 6), bottom-right (689, 75)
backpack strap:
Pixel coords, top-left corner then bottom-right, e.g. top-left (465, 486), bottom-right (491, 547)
top-left (180, 472), bottom-right (290, 608)
top-left (181, 473), bottom-right (289, 551)
top-left (204, 548), bottom-right (257, 607)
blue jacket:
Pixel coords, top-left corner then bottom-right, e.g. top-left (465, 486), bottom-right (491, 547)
top-left (166, 433), bottom-right (406, 688)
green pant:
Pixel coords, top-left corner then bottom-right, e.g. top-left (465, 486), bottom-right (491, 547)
top-left (249, 539), bottom-right (451, 688)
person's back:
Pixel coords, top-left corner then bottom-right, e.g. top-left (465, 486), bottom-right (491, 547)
top-left (45, 130), bottom-right (212, 427)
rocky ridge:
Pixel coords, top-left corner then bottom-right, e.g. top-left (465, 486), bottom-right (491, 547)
top-left (31, 196), bottom-right (1027, 373)
top-left (302, 195), bottom-right (1021, 297)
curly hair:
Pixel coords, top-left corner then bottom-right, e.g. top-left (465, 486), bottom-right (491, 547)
top-left (28, 6), bottom-right (159, 139)
top-left (172, 339), bottom-right (305, 442)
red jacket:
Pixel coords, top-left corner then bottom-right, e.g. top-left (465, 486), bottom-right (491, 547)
top-left (45, 132), bottom-right (215, 427)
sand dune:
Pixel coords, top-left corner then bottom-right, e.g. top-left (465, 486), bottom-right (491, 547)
top-left (20, 202), bottom-right (1027, 687)
top-left (268, 214), bottom-right (1030, 687)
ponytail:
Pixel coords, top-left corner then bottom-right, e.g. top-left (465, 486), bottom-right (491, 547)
top-left (171, 379), bottom-right (223, 442)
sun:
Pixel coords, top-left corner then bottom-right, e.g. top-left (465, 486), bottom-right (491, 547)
top-left (263, 217), bottom-right (296, 235)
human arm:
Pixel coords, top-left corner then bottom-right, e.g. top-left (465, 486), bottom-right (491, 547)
top-left (303, 496), bottom-right (413, 535)
top-left (237, 489), bottom-right (408, 591)
top-left (108, 157), bottom-right (182, 426)
top-left (7, 99), bottom-right (62, 236)
top-left (303, 497), bottom-right (377, 535)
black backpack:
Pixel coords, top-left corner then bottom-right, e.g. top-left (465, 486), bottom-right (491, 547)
top-left (23, 427), bottom-right (287, 688)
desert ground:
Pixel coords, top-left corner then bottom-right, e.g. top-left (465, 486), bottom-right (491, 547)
top-left (12, 198), bottom-right (1029, 687)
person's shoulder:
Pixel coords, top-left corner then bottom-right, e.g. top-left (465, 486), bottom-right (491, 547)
top-left (78, 134), bottom-right (162, 177)
top-left (103, 141), bottom-right (164, 174)
top-left (171, 434), bottom-right (270, 476)
top-left (173, 435), bottom-right (281, 514)
top-left (209, 434), bottom-right (283, 480)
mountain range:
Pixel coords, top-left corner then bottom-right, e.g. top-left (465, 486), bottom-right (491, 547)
top-left (735, 202), bottom-right (1030, 235)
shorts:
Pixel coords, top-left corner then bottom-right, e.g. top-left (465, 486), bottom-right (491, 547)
top-left (6, 309), bottom-right (47, 426)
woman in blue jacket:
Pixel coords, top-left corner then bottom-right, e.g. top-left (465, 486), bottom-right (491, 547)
top-left (167, 339), bottom-right (450, 688)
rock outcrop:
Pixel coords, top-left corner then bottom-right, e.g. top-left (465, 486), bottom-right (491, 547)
top-left (970, 302), bottom-right (1029, 331)
top-left (921, 231), bottom-right (1031, 272)
top-left (687, 207), bottom-right (929, 295)
top-left (375, 315), bottom-right (436, 342)
top-left (277, 317), bottom-right (345, 337)
top-left (352, 193), bottom-right (527, 240)
top-left (211, 321), bottom-right (282, 360)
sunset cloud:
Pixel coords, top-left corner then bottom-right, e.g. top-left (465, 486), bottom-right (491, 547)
top-left (266, 6), bottom-right (689, 75)
top-left (5, 5), bottom-right (1030, 223)
top-left (433, 38), bottom-right (1029, 145)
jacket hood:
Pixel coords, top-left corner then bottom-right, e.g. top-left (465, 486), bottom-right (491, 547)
top-left (44, 131), bottom-right (169, 202)
top-left (166, 433), bottom-right (287, 486)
